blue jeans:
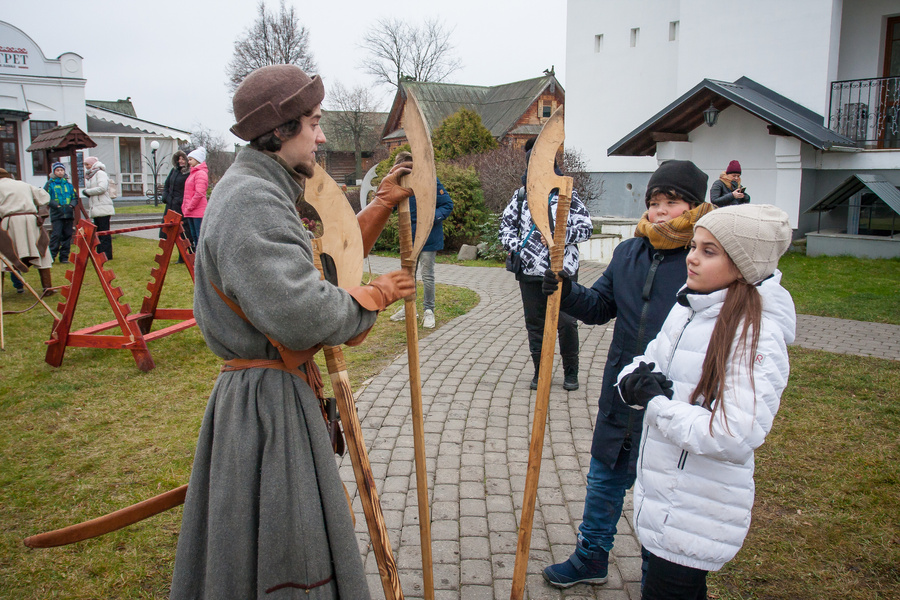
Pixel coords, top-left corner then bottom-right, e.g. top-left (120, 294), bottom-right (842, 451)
top-left (417, 250), bottom-right (436, 311)
top-left (577, 455), bottom-right (636, 557)
top-left (186, 217), bottom-right (202, 249)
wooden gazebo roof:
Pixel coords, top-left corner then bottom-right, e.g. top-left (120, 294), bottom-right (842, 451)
top-left (26, 123), bottom-right (96, 152)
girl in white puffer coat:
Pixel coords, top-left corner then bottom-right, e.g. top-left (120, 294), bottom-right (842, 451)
top-left (616, 204), bottom-right (796, 600)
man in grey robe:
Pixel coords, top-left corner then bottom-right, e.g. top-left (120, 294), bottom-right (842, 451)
top-left (170, 64), bottom-right (415, 600)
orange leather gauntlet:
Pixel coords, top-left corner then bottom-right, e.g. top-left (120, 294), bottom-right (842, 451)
top-left (357, 162), bottom-right (413, 256)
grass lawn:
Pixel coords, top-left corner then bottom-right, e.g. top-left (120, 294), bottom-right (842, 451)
top-left (0, 235), bottom-right (477, 599)
top-left (709, 347), bottom-right (900, 599)
top-left (774, 253), bottom-right (900, 325)
top-left (115, 204), bottom-right (168, 215)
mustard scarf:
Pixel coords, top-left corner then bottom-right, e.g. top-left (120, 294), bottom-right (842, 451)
top-left (634, 202), bottom-right (715, 250)
top-left (718, 172), bottom-right (740, 191)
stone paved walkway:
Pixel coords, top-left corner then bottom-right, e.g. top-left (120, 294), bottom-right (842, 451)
top-left (348, 255), bottom-right (900, 600)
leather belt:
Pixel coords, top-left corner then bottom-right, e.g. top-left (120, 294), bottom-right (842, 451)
top-left (221, 358), bottom-right (311, 387)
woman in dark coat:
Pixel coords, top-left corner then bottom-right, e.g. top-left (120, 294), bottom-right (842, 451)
top-left (160, 150), bottom-right (190, 259)
top-left (709, 159), bottom-right (750, 207)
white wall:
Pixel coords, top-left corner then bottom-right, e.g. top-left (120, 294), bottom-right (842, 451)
top-left (837, 0), bottom-right (900, 81)
top-left (0, 21), bottom-right (86, 184)
top-left (566, 0), bottom-right (841, 174)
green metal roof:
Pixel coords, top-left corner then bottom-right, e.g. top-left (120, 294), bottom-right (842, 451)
top-left (86, 99), bottom-right (138, 118)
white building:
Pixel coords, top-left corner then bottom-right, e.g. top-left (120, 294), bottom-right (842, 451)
top-left (0, 20), bottom-right (189, 196)
top-left (566, 0), bottom-right (900, 245)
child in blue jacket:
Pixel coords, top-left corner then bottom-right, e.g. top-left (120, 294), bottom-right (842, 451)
top-left (44, 162), bottom-right (78, 263)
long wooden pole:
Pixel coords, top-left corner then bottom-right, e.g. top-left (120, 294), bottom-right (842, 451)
top-left (510, 184), bottom-right (573, 600)
top-left (396, 203), bottom-right (434, 600)
top-left (312, 239), bottom-right (404, 600)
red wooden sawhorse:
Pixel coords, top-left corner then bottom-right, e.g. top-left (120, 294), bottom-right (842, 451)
top-left (45, 211), bottom-right (196, 372)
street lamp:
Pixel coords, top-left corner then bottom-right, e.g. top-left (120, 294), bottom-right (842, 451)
top-left (150, 140), bottom-right (160, 206)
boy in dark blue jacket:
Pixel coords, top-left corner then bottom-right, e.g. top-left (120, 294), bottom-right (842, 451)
top-left (542, 160), bottom-right (712, 588)
top-left (43, 162), bottom-right (78, 263)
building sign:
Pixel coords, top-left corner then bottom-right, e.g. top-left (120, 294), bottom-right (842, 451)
top-left (0, 46), bottom-right (29, 70)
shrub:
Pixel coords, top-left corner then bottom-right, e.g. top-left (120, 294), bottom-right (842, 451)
top-left (431, 108), bottom-right (497, 161)
top-left (371, 162), bottom-right (488, 253)
top-left (452, 143), bottom-right (524, 213)
top-left (438, 162), bottom-right (489, 249)
top-left (475, 212), bottom-right (508, 261)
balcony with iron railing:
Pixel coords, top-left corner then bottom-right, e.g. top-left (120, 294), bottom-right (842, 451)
top-left (828, 76), bottom-right (900, 149)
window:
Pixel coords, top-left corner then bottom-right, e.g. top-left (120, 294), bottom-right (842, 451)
top-left (1, 121), bottom-right (21, 179)
top-left (594, 34), bottom-right (604, 52)
top-left (630, 27), bottom-right (640, 47)
top-left (30, 120), bottom-right (57, 174)
top-left (543, 105), bottom-right (552, 118)
top-left (669, 21), bottom-right (679, 41)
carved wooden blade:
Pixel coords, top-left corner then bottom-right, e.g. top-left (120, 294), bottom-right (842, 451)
top-left (305, 164), bottom-right (364, 288)
top-left (400, 88), bottom-right (437, 262)
top-left (526, 105), bottom-right (567, 249)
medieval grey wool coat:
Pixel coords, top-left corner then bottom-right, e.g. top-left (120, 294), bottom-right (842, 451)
top-left (169, 147), bottom-right (377, 600)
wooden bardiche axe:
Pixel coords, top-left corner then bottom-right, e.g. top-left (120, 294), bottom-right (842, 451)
top-left (510, 105), bottom-right (574, 600)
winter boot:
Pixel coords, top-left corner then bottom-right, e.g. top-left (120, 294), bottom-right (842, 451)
top-left (39, 268), bottom-right (55, 297)
top-left (563, 355), bottom-right (579, 391)
top-left (542, 542), bottom-right (609, 588)
top-left (530, 353), bottom-right (541, 390)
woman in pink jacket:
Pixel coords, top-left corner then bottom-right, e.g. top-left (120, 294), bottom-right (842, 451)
top-left (181, 147), bottom-right (209, 250)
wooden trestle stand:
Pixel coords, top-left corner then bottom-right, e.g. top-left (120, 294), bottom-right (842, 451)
top-left (44, 211), bottom-right (196, 372)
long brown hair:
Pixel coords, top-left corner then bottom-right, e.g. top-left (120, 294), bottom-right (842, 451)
top-left (690, 279), bottom-right (763, 433)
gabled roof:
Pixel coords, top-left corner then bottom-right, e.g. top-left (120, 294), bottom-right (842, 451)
top-left (319, 109), bottom-right (389, 153)
top-left (26, 123), bottom-right (96, 152)
top-left (86, 98), bottom-right (138, 118)
top-left (805, 174), bottom-right (900, 217)
top-left (608, 76), bottom-right (857, 156)
top-left (382, 74), bottom-right (564, 140)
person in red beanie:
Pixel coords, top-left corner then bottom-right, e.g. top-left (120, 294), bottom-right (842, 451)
top-left (709, 159), bottom-right (750, 207)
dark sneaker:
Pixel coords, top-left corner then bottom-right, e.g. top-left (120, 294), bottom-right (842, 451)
top-left (530, 373), bottom-right (539, 390)
top-left (563, 375), bottom-right (579, 391)
top-left (542, 552), bottom-right (608, 588)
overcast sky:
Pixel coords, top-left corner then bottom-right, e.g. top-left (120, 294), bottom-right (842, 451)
top-left (6, 1), bottom-right (567, 145)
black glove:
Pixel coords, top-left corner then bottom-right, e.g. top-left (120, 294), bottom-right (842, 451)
top-left (618, 361), bottom-right (674, 410)
top-left (542, 268), bottom-right (572, 298)
top-left (81, 189), bottom-right (90, 198)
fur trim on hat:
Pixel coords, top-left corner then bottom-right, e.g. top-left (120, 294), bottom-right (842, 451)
top-left (695, 204), bottom-right (792, 284)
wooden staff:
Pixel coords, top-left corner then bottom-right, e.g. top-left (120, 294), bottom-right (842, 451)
top-left (398, 88), bottom-right (437, 600)
top-left (306, 165), bottom-right (403, 600)
top-left (510, 106), bottom-right (573, 600)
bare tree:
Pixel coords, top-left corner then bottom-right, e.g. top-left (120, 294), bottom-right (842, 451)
top-left (451, 144), bottom-right (524, 213)
top-left (563, 147), bottom-right (604, 208)
top-left (323, 82), bottom-right (385, 182)
top-left (225, 0), bottom-right (317, 93)
top-left (359, 17), bottom-right (462, 88)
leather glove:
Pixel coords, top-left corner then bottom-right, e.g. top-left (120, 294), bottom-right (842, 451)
top-left (373, 162), bottom-right (413, 209)
top-left (347, 269), bottom-right (415, 312)
top-left (542, 268), bottom-right (572, 298)
top-left (357, 162), bottom-right (414, 256)
top-left (618, 361), bottom-right (674, 410)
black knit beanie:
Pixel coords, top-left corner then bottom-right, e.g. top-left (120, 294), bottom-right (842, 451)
top-left (644, 160), bottom-right (708, 207)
